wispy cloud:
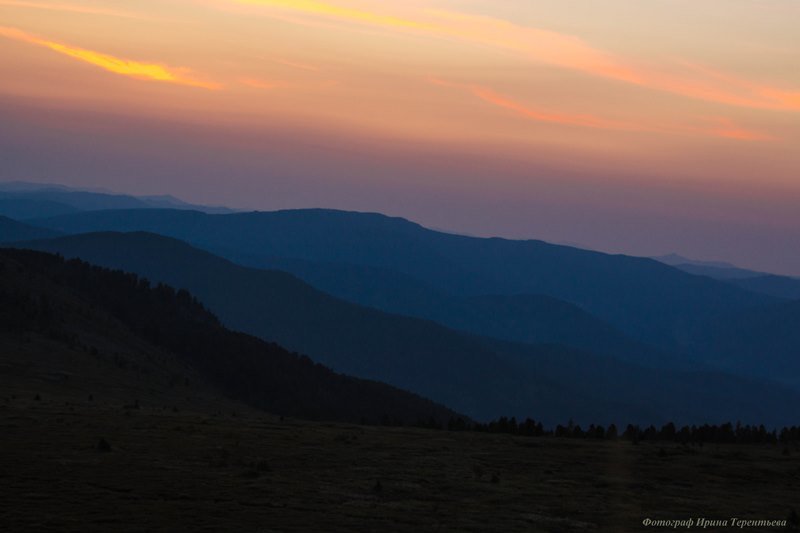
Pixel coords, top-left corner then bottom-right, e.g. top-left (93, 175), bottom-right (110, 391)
top-left (228, 0), bottom-right (800, 112)
top-left (432, 78), bottom-right (771, 141)
top-left (423, 9), bottom-right (643, 85)
top-left (471, 86), bottom-right (641, 132)
top-left (671, 61), bottom-right (800, 111)
top-left (704, 117), bottom-right (771, 141)
top-left (0, 26), bottom-right (219, 89)
top-left (0, 0), bottom-right (150, 20)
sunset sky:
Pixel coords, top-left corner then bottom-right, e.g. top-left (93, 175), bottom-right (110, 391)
top-left (1, 0), bottom-right (799, 274)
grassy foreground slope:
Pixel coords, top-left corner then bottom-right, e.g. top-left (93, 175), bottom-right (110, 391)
top-left (1, 400), bottom-right (798, 532)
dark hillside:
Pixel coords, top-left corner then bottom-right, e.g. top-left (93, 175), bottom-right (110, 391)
top-left (0, 248), bottom-right (461, 425)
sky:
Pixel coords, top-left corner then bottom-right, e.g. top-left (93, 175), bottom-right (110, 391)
top-left (1, 0), bottom-right (799, 274)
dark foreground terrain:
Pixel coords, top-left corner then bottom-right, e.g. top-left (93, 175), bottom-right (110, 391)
top-left (2, 397), bottom-right (798, 532)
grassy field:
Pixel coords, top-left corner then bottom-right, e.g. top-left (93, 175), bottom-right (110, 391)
top-left (2, 397), bottom-right (798, 532)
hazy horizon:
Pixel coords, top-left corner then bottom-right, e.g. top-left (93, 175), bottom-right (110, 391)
top-left (3, 175), bottom-right (798, 278)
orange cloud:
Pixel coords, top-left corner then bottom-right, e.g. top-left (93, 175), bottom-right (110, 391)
top-left (0, 26), bottom-right (219, 89)
top-left (470, 86), bottom-right (642, 132)
top-left (668, 62), bottom-right (800, 112)
top-left (229, 0), bottom-right (800, 112)
top-left (424, 9), bottom-right (643, 86)
top-left (704, 118), bottom-right (772, 141)
top-left (432, 78), bottom-right (771, 141)
top-left (424, 10), bottom-right (797, 113)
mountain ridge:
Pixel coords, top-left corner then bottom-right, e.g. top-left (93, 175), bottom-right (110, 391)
top-left (30, 208), bottom-right (778, 352)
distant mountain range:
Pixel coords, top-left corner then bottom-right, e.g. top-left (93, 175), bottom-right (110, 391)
top-left (28, 208), bottom-right (779, 351)
top-left (9, 230), bottom-right (800, 425)
top-left (653, 252), bottom-right (764, 280)
top-left (653, 252), bottom-right (800, 299)
top-left (654, 253), bottom-right (740, 270)
top-left (0, 181), bottom-right (235, 219)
